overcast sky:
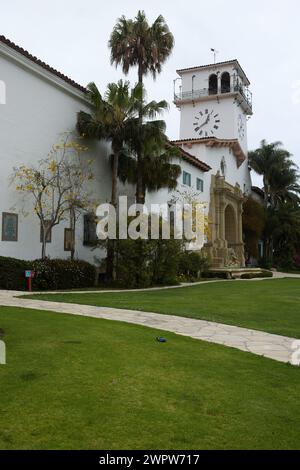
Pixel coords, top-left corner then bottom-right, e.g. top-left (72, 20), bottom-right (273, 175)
top-left (1, 0), bottom-right (300, 186)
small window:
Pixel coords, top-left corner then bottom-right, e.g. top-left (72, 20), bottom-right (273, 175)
top-left (183, 171), bottom-right (191, 187)
top-left (83, 214), bottom-right (97, 246)
top-left (196, 178), bottom-right (204, 192)
top-left (64, 228), bottom-right (74, 252)
top-left (40, 220), bottom-right (52, 243)
top-left (2, 212), bottom-right (18, 242)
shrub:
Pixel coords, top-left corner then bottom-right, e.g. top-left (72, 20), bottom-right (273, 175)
top-left (178, 252), bottom-right (210, 281)
top-left (32, 259), bottom-right (96, 291)
top-left (114, 239), bottom-right (153, 289)
top-left (0, 256), bottom-right (30, 291)
top-left (240, 270), bottom-right (273, 279)
top-left (112, 238), bottom-right (210, 288)
top-left (259, 256), bottom-right (277, 270)
top-left (274, 250), bottom-right (294, 270)
top-left (113, 238), bottom-right (182, 289)
top-left (150, 239), bottom-right (183, 286)
top-left (203, 271), bottom-right (230, 280)
top-left (294, 254), bottom-right (300, 269)
top-left (0, 256), bottom-right (96, 291)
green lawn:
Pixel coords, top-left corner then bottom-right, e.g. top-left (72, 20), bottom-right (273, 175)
top-left (0, 305), bottom-right (300, 450)
top-left (27, 279), bottom-right (300, 338)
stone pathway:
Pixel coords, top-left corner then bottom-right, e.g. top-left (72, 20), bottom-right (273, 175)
top-left (0, 285), bottom-right (299, 365)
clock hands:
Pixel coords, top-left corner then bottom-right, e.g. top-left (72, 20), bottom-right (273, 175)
top-left (194, 109), bottom-right (220, 136)
top-left (199, 110), bottom-right (214, 127)
top-left (198, 115), bottom-right (210, 129)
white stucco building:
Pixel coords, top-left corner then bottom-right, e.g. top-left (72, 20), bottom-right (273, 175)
top-left (0, 35), bottom-right (128, 264)
top-left (0, 35), bottom-right (255, 268)
top-left (148, 60), bottom-right (254, 267)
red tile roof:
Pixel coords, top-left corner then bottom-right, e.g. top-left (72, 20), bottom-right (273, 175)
top-left (0, 35), bottom-right (87, 93)
top-left (169, 141), bottom-right (211, 172)
top-left (173, 137), bottom-right (247, 168)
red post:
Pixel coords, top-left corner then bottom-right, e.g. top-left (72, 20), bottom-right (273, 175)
top-left (27, 277), bottom-right (32, 292)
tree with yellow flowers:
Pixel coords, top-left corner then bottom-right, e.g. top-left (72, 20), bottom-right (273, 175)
top-left (169, 186), bottom-right (210, 251)
top-left (12, 134), bottom-right (95, 259)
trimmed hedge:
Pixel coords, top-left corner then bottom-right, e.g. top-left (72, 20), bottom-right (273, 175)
top-left (203, 271), bottom-right (229, 280)
top-left (203, 270), bottom-right (274, 280)
top-left (0, 256), bottom-right (31, 291)
top-left (0, 256), bottom-right (96, 291)
top-left (240, 271), bottom-right (273, 279)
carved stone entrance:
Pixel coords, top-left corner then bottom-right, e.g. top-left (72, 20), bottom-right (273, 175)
top-left (203, 172), bottom-right (245, 268)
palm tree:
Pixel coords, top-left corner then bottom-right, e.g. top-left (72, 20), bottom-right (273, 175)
top-left (248, 139), bottom-right (300, 265)
top-left (118, 141), bottom-right (181, 198)
top-left (109, 10), bottom-right (174, 86)
top-left (109, 10), bottom-right (174, 203)
top-left (77, 80), bottom-right (140, 207)
top-left (77, 80), bottom-right (143, 280)
top-left (248, 140), bottom-right (299, 207)
top-left (265, 203), bottom-right (300, 267)
top-left (268, 162), bottom-right (300, 208)
top-left (118, 92), bottom-right (181, 203)
top-left (77, 80), bottom-right (171, 206)
top-left (77, 81), bottom-right (174, 279)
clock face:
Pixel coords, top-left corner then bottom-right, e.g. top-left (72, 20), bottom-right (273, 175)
top-left (193, 108), bottom-right (221, 137)
top-left (238, 114), bottom-right (245, 140)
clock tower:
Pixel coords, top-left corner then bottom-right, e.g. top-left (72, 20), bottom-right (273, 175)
top-left (174, 59), bottom-right (252, 155)
top-left (173, 60), bottom-right (253, 269)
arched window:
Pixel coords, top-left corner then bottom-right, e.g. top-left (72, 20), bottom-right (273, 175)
top-left (208, 74), bottom-right (218, 95)
top-left (221, 72), bottom-right (231, 93)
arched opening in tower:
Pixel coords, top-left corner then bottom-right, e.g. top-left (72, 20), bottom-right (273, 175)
top-left (208, 74), bottom-right (218, 95)
top-left (221, 72), bottom-right (231, 93)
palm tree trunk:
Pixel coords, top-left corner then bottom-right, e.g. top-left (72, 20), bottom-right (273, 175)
top-left (111, 149), bottom-right (119, 207)
top-left (106, 145), bottom-right (119, 282)
top-left (263, 176), bottom-right (269, 208)
top-left (136, 63), bottom-right (145, 205)
top-left (136, 161), bottom-right (145, 204)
